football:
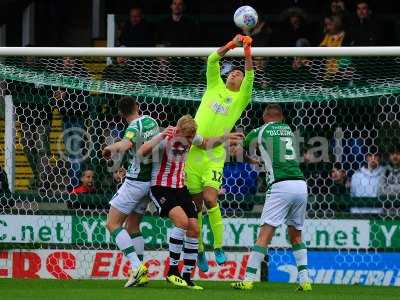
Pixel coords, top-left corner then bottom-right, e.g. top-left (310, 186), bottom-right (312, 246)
top-left (233, 5), bottom-right (258, 30)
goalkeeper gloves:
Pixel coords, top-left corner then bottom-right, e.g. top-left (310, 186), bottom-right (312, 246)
top-left (240, 35), bottom-right (253, 57)
top-left (226, 34), bottom-right (244, 50)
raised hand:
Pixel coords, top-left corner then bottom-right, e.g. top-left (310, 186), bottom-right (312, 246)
top-left (161, 126), bottom-right (176, 138)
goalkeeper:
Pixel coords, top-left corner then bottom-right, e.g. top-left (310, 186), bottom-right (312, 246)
top-left (185, 34), bottom-right (254, 270)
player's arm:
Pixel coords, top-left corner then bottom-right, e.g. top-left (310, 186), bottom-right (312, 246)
top-left (238, 36), bottom-right (255, 107)
top-left (137, 126), bottom-right (174, 157)
top-left (195, 132), bottom-right (245, 150)
top-left (207, 35), bottom-right (243, 88)
top-left (102, 139), bottom-right (133, 159)
top-left (234, 129), bottom-right (260, 164)
top-left (102, 125), bottom-right (140, 159)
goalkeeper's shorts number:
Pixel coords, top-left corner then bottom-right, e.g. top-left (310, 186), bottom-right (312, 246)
top-left (212, 170), bottom-right (223, 182)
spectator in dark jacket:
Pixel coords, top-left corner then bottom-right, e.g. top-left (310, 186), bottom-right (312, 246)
top-left (0, 167), bottom-right (10, 194)
top-left (272, 7), bottom-right (313, 47)
top-left (119, 7), bottom-right (155, 47)
top-left (349, 1), bottom-right (381, 46)
top-left (380, 148), bottom-right (400, 196)
top-left (329, 163), bottom-right (349, 195)
top-left (157, 0), bottom-right (198, 46)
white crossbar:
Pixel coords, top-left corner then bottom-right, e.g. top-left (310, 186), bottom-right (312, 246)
top-left (0, 47), bottom-right (400, 57)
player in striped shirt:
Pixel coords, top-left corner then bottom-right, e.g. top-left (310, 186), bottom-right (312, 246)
top-left (139, 115), bottom-right (243, 290)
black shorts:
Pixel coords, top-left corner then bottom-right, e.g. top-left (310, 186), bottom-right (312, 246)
top-left (149, 185), bottom-right (197, 218)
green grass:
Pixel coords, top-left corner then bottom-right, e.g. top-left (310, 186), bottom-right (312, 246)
top-left (0, 279), bottom-right (398, 300)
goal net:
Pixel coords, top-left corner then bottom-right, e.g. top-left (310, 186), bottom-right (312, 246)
top-left (1, 47), bottom-right (400, 285)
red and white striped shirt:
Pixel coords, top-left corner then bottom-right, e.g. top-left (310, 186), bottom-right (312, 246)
top-left (151, 134), bottom-right (203, 188)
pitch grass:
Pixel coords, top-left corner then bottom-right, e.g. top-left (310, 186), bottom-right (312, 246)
top-left (1, 279), bottom-right (399, 300)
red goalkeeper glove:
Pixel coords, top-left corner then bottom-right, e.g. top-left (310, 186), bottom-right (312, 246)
top-left (240, 35), bottom-right (253, 57)
top-left (226, 34), bottom-right (244, 49)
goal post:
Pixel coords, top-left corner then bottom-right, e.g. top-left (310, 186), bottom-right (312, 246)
top-left (0, 47), bottom-right (400, 285)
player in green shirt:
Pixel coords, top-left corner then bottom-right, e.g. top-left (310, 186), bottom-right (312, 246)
top-left (185, 34), bottom-right (254, 270)
top-left (102, 96), bottom-right (159, 288)
top-left (231, 104), bottom-right (311, 291)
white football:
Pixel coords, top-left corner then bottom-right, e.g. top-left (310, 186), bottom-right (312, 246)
top-left (234, 6), bottom-right (258, 30)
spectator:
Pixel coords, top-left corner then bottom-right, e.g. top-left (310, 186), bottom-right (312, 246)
top-left (0, 166), bottom-right (10, 194)
top-left (319, 15), bottom-right (352, 79)
top-left (272, 7), bottom-right (313, 47)
top-left (380, 148), bottom-right (400, 196)
top-left (329, 0), bottom-right (346, 16)
top-left (119, 7), bottom-right (155, 47)
top-left (320, 15), bottom-right (350, 47)
top-left (70, 169), bottom-right (96, 194)
top-left (351, 153), bottom-right (384, 197)
top-left (348, 1), bottom-right (381, 46)
top-left (329, 163), bottom-right (348, 195)
top-left (49, 57), bottom-right (90, 187)
top-left (157, 0), bottom-right (198, 46)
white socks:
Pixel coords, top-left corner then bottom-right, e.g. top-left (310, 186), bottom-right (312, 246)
top-left (292, 242), bottom-right (309, 284)
top-left (244, 245), bottom-right (267, 281)
top-left (112, 227), bottom-right (141, 270)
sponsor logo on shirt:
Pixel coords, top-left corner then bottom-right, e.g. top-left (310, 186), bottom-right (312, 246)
top-left (142, 127), bottom-right (159, 139)
top-left (210, 102), bottom-right (228, 115)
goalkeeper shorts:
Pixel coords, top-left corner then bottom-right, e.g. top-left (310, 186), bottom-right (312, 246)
top-left (185, 154), bottom-right (224, 195)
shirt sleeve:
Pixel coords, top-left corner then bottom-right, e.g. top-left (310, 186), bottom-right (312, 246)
top-left (123, 126), bottom-right (139, 144)
top-left (238, 69), bottom-right (255, 110)
top-left (206, 51), bottom-right (224, 89)
top-left (192, 134), bottom-right (204, 147)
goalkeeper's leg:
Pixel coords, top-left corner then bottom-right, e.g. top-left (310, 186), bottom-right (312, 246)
top-left (203, 186), bottom-right (226, 265)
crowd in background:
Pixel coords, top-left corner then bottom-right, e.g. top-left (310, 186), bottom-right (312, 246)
top-left (116, 0), bottom-right (394, 48)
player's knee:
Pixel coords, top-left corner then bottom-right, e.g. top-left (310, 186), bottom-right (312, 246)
top-left (203, 196), bottom-right (217, 209)
top-left (203, 188), bottom-right (219, 209)
top-left (175, 216), bottom-right (189, 231)
top-left (187, 221), bottom-right (200, 238)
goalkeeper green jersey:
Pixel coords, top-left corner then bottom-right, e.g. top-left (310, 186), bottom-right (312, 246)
top-left (193, 51), bottom-right (254, 158)
top-left (244, 122), bottom-right (304, 187)
top-left (123, 115), bottom-right (159, 181)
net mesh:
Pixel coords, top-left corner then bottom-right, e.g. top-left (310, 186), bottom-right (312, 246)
top-left (0, 54), bottom-right (400, 283)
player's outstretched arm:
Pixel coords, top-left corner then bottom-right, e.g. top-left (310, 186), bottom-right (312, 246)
top-left (197, 132), bottom-right (245, 150)
top-left (207, 35), bottom-right (243, 88)
top-left (241, 36), bottom-right (253, 71)
top-left (102, 140), bottom-right (133, 159)
top-left (216, 34), bottom-right (243, 57)
top-left (138, 126), bottom-right (174, 157)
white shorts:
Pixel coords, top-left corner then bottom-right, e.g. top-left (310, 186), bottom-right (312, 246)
top-left (109, 179), bottom-right (150, 215)
top-left (261, 180), bottom-right (308, 230)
